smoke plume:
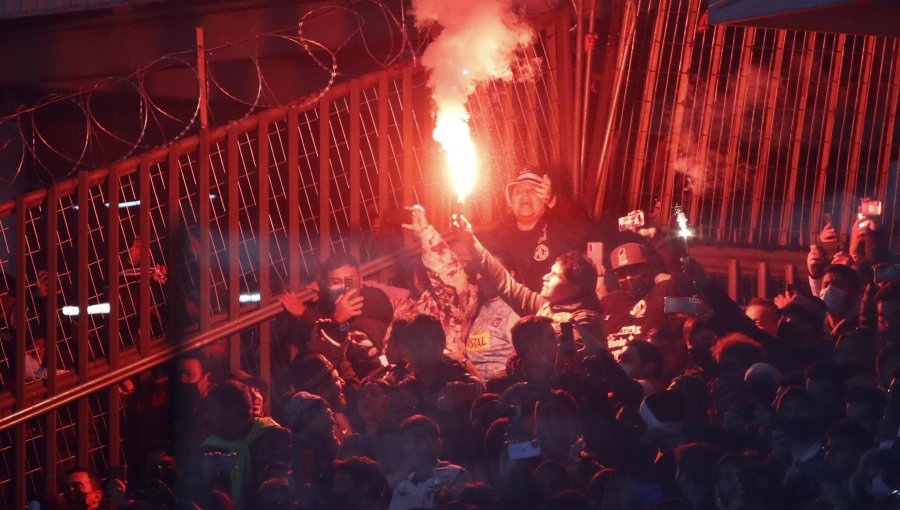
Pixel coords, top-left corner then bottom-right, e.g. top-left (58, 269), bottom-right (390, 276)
top-left (413, 0), bottom-right (534, 200)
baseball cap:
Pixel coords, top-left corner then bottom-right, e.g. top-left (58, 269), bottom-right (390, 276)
top-left (610, 243), bottom-right (648, 271)
top-left (505, 172), bottom-right (543, 206)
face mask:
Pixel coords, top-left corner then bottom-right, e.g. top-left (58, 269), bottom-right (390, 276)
top-left (619, 274), bottom-right (652, 299)
top-left (327, 285), bottom-right (346, 304)
top-left (819, 286), bottom-right (848, 316)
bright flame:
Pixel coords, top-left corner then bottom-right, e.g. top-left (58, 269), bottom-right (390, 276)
top-left (412, 0), bottom-right (533, 204)
top-left (674, 206), bottom-right (693, 239)
top-left (434, 113), bottom-right (477, 203)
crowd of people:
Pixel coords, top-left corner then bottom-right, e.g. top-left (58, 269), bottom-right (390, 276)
top-left (9, 170), bottom-right (900, 510)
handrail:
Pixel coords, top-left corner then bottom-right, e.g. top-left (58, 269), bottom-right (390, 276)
top-left (0, 244), bottom-right (422, 431)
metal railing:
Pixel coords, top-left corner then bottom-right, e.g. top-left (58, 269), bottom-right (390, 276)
top-left (0, 9), bottom-right (572, 506)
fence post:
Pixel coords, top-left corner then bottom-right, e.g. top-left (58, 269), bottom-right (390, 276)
top-left (106, 164), bottom-right (122, 471)
top-left (402, 67), bottom-right (415, 246)
top-left (14, 196), bottom-right (27, 509)
top-left (44, 184), bottom-right (60, 500)
top-left (727, 259), bottom-right (738, 302)
top-left (227, 127), bottom-right (241, 372)
top-left (350, 80), bottom-right (362, 260)
top-left (319, 98), bottom-right (333, 259)
top-left (76, 171), bottom-right (90, 467)
top-left (258, 119), bottom-right (272, 406)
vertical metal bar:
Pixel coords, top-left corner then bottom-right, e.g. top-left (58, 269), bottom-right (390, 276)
top-left (557, 11), bottom-right (575, 178)
top-left (138, 156), bottom-right (151, 354)
top-left (779, 33), bottom-right (818, 246)
top-left (579, 0), bottom-right (599, 179)
top-left (808, 34), bottom-right (847, 243)
top-left (14, 197), bottom-right (27, 409)
top-left (841, 36), bottom-right (877, 230)
top-left (378, 73), bottom-right (390, 219)
top-left (319, 98), bottom-right (333, 259)
top-left (402, 68), bottom-right (415, 244)
top-left (45, 409), bottom-right (58, 499)
top-left (592, 0), bottom-right (637, 216)
top-left (660, 0), bottom-right (701, 216)
top-left (227, 128), bottom-right (241, 372)
top-left (573, 0), bottom-right (585, 195)
top-left (727, 259), bottom-right (738, 301)
top-left (108, 387), bottom-right (121, 469)
top-left (107, 165), bottom-right (122, 470)
top-left (14, 196), bottom-right (27, 510)
top-left (45, 184), bottom-right (59, 395)
top-left (198, 131), bottom-right (212, 330)
top-left (350, 80), bottom-right (362, 260)
top-left (629, 0), bottom-right (670, 211)
top-left (257, 119), bottom-right (271, 397)
top-left (288, 110), bottom-right (301, 290)
top-left (44, 183), bottom-right (60, 500)
top-left (167, 147), bottom-right (182, 336)
top-left (76, 171), bottom-right (90, 467)
top-left (689, 25), bottom-right (727, 223)
top-left (196, 27), bottom-right (209, 130)
top-left (106, 165), bottom-right (120, 364)
top-left (757, 261), bottom-right (767, 298)
top-left (748, 30), bottom-right (787, 242)
top-left (877, 39), bottom-right (900, 207)
top-left (14, 423), bottom-right (25, 509)
top-left (718, 27), bottom-right (757, 239)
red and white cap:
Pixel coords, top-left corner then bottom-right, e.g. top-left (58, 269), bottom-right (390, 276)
top-left (505, 172), bottom-right (543, 206)
top-left (610, 242), bottom-right (648, 270)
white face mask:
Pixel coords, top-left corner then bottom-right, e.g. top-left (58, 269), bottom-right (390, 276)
top-left (819, 285), bottom-right (848, 316)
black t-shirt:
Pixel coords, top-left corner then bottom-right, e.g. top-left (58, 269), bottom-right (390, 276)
top-left (481, 199), bottom-right (590, 292)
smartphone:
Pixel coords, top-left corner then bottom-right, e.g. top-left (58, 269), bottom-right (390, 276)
top-left (344, 276), bottom-right (361, 293)
top-left (874, 264), bottom-right (900, 284)
top-left (507, 440), bottom-right (542, 460)
top-left (586, 242), bottom-right (604, 272)
top-left (618, 210), bottom-right (646, 232)
top-left (859, 200), bottom-right (883, 217)
top-left (663, 296), bottom-right (703, 315)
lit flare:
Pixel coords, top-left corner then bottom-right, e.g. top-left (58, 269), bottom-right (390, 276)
top-left (434, 111), bottom-right (477, 203)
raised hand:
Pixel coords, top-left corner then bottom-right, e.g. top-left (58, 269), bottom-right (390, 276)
top-left (333, 288), bottom-right (364, 323)
top-left (400, 204), bottom-right (429, 236)
top-left (537, 174), bottom-right (556, 207)
top-left (278, 292), bottom-right (308, 317)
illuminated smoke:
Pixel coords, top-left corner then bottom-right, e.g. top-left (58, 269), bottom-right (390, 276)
top-left (412, 0), bottom-right (534, 202)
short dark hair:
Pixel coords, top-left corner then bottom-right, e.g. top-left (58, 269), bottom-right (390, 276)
top-left (334, 456), bottom-right (391, 503)
top-left (177, 351), bottom-right (211, 373)
top-left (824, 264), bottom-right (862, 293)
top-left (64, 467), bottom-right (102, 492)
top-left (207, 380), bottom-right (252, 421)
top-left (622, 340), bottom-right (664, 379)
top-left (510, 315), bottom-right (556, 357)
top-left (556, 251), bottom-right (598, 301)
top-left (712, 333), bottom-right (765, 372)
top-left (405, 313), bottom-right (446, 349)
top-left (746, 297), bottom-right (778, 315)
top-left (400, 414), bottom-right (441, 441)
top-left (320, 252), bottom-right (360, 282)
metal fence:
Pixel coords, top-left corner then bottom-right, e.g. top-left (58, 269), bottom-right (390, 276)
top-left (589, 0), bottom-right (900, 251)
top-left (0, 10), bottom-right (570, 507)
